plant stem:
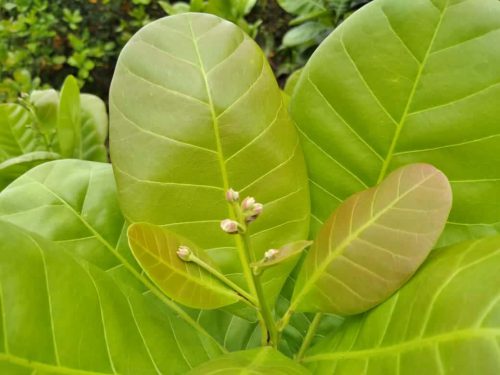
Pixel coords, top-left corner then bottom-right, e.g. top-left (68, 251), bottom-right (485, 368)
top-left (240, 231), bottom-right (278, 347)
top-left (189, 253), bottom-right (258, 307)
top-left (277, 305), bottom-right (295, 332)
top-left (296, 313), bottom-right (323, 361)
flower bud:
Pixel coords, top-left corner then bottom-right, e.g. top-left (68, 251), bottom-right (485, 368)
top-left (244, 202), bottom-right (263, 223)
top-left (241, 197), bottom-right (256, 211)
top-left (220, 219), bottom-right (240, 234)
top-left (226, 188), bottom-right (240, 202)
top-left (177, 245), bottom-right (192, 261)
top-left (264, 248), bottom-right (279, 261)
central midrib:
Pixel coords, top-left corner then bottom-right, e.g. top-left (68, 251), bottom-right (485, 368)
top-left (187, 17), bottom-right (258, 299)
top-left (376, 0), bottom-right (450, 183)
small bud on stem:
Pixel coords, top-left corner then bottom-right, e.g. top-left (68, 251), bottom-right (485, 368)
top-left (225, 188), bottom-right (240, 203)
top-left (241, 197), bottom-right (264, 223)
top-left (176, 245), bottom-right (192, 261)
top-left (264, 248), bottom-right (279, 261)
top-left (220, 219), bottom-right (241, 234)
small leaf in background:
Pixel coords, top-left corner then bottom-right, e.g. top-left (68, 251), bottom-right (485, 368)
top-left (187, 347), bottom-right (311, 374)
top-left (251, 240), bottom-right (312, 275)
top-left (284, 68), bottom-right (303, 97)
top-left (282, 22), bottom-right (331, 48)
top-left (128, 222), bottom-right (241, 309)
top-left (303, 235), bottom-right (500, 374)
top-left (57, 75), bottom-right (81, 158)
top-left (292, 163), bottom-right (452, 315)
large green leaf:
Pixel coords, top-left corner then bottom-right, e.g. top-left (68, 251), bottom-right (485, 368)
top-left (57, 75), bottom-right (81, 158)
top-left (0, 220), bottom-right (221, 374)
top-left (302, 235), bottom-right (500, 374)
top-left (291, 0), bottom-right (500, 246)
top-left (292, 163), bottom-right (452, 315)
top-left (110, 13), bottom-right (309, 303)
top-left (187, 347), bottom-right (311, 374)
top-left (128, 222), bottom-right (241, 309)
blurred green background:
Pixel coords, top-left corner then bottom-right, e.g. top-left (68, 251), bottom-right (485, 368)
top-left (0, 0), bottom-right (372, 102)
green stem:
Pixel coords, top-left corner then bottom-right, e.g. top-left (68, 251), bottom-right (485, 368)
top-left (296, 313), bottom-right (323, 361)
top-left (189, 253), bottom-right (258, 307)
top-left (240, 231), bottom-right (278, 347)
top-left (277, 305), bottom-right (295, 333)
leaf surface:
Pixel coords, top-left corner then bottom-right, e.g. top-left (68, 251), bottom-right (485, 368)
top-left (302, 235), bottom-right (500, 374)
top-left (110, 13), bottom-right (310, 304)
top-left (292, 164), bottom-right (452, 314)
top-left (57, 75), bottom-right (81, 158)
top-left (187, 347), bottom-right (311, 375)
top-left (291, 0), bottom-right (500, 245)
top-left (0, 220), bottom-right (221, 374)
top-left (128, 222), bottom-right (240, 309)
top-left (80, 93), bottom-right (108, 162)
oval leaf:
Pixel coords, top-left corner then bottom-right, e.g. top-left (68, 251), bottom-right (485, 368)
top-left (0, 220), bottom-right (221, 374)
top-left (291, 0), bottom-right (500, 246)
top-left (303, 235), bottom-right (500, 374)
top-left (128, 222), bottom-right (240, 309)
top-left (187, 347), bottom-right (310, 375)
top-left (292, 163), bottom-right (452, 315)
top-left (110, 13), bottom-right (309, 304)
top-left (57, 75), bottom-right (81, 158)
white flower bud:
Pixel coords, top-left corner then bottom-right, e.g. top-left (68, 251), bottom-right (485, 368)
top-left (241, 197), bottom-right (256, 211)
top-left (220, 219), bottom-right (240, 234)
top-left (177, 245), bottom-right (192, 261)
top-left (264, 249), bottom-right (279, 261)
top-left (226, 188), bottom-right (240, 202)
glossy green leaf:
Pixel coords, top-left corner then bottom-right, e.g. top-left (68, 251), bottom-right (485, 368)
top-left (251, 240), bottom-right (312, 274)
top-left (302, 235), bottom-right (500, 374)
top-left (129, 222), bottom-right (240, 309)
top-left (57, 75), bottom-right (81, 158)
top-left (80, 93), bottom-right (108, 162)
top-left (291, 0), bottom-right (500, 245)
top-left (0, 220), bottom-right (221, 374)
top-left (187, 347), bottom-right (311, 375)
top-left (110, 13), bottom-right (309, 305)
top-left (292, 163), bottom-right (452, 315)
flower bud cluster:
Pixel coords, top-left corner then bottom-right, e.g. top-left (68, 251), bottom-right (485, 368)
top-left (220, 188), bottom-right (264, 234)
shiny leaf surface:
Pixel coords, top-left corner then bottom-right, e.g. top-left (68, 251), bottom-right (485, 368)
top-left (0, 220), bottom-right (221, 374)
top-left (291, 0), bottom-right (500, 245)
top-left (303, 235), bottom-right (500, 374)
top-left (110, 13), bottom-right (310, 304)
top-left (292, 164), bottom-right (452, 314)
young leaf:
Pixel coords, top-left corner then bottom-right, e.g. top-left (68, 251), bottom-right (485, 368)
top-left (251, 240), bottom-right (312, 274)
top-left (0, 151), bottom-right (60, 189)
top-left (80, 93), bottom-right (108, 162)
top-left (187, 347), bottom-right (311, 374)
top-left (110, 13), bottom-right (310, 305)
top-left (291, 0), bottom-right (500, 245)
top-left (128, 222), bottom-right (241, 309)
top-left (292, 163), bottom-right (452, 315)
top-left (57, 75), bottom-right (81, 158)
top-left (0, 220), bottom-right (221, 374)
top-left (302, 235), bottom-right (500, 374)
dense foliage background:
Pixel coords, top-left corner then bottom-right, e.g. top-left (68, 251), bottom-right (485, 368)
top-left (0, 0), bottom-right (372, 102)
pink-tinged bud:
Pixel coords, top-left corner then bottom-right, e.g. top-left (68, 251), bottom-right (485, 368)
top-left (264, 249), bottom-right (279, 261)
top-left (241, 197), bottom-right (256, 211)
top-left (226, 188), bottom-right (240, 202)
top-left (253, 203), bottom-right (263, 215)
top-left (220, 219), bottom-right (240, 234)
top-left (177, 246), bottom-right (192, 261)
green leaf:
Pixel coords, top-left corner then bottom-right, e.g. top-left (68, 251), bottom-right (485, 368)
top-left (80, 93), bottom-right (108, 162)
top-left (187, 347), bottom-right (311, 374)
top-left (30, 89), bottom-right (59, 135)
top-left (57, 75), bottom-right (81, 158)
top-left (0, 151), bottom-right (60, 189)
top-left (277, 0), bottom-right (326, 16)
top-left (0, 220), bottom-right (221, 374)
top-left (284, 68), bottom-right (304, 97)
top-left (292, 163), bottom-right (452, 315)
top-left (302, 235), bottom-right (500, 374)
top-left (110, 13), bottom-right (310, 306)
top-left (282, 22), bottom-right (330, 48)
top-left (291, 0), bottom-right (500, 246)
top-left (128, 222), bottom-right (241, 309)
